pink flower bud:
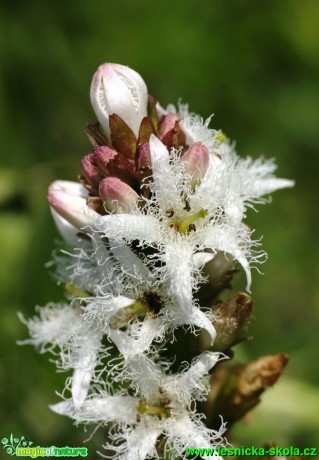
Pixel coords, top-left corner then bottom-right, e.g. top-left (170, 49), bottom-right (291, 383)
top-left (137, 143), bottom-right (151, 171)
top-left (181, 142), bottom-right (210, 186)
top-left (93, 146), bottom-right (118, 175)
top-left (90, 63), bottom-right (148, 138)
top-left (48, 181), bottom-right (99, 233)
top-left (99, 177), bottom-right (138, 212)
top-left (159, 113), bottom-right (180, 140)
top-left (81, 154), bottom-right (103, 185)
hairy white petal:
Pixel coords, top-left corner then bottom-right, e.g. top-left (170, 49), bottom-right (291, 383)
top-left (253, 177), bottom-right (295, 195)
top-left (193, 252), bottom-right (215, 269)
top-left (72, 333), bottom-right (102, 408)
top-left (123, 424), bottom-right (162, 460)
top-left (167, 416), bottom-right (224, 459)
top-left (50, 400), bottom-right (74, 417)
top-left (181, 307), bottom-right (216, 345)
top-left (97, 214), bottom-right (161, 244)
top-left (19, 304), bottom-right (81, 350)
top-left (149, 135), bottom-right (182, 210)
top-left (83, 295), bottom-right (136, 330)
top-left (202, 223), bottom-right (253, 292)
top-left (51, 396), bottom-right (137, 425)
top-left (76, 396), bottom-right (137, 424)
top-left (164, 242), bottom-right (193, 313)
top-left (109, 240), bottom-right (151, 279)
top-left (124, 354), bottom-right (163, 399)
top-left (109, 318), bottom-right (163, 360)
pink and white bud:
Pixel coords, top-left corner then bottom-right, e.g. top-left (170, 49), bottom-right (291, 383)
top-left (90, 63), bottom-right (148, 138)
top-left (99, 177), bottom-right (138, 212)
top-left (50, 210), bottom-right (81, 246)
top-left (181, 141), bottom-right (210, 186)
top-left (48, 181), bottom-right (99, 235)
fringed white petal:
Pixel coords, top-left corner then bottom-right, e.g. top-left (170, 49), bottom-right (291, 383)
top-left (20, 304), bottom-right (81, 349)
top-left (97, 214), bottom-right (161, 244)
top-left (75, 396), bottom-right (137, 424)
top-left (164, 242), bottom-right (194, 313)
top-left (71, 333), bottom-right (102, 408)
top-left (52, 395), bottom-right (137, 425)
top-left (253, 177), bottom-right (295, 196)
top-left (182, 307), bottom-right (216, 345)
top-left (109, 240), bottom-right (151, 279)
top-left (167, 416), bottom-right (224, 460)
top-left (149, 134), bottom-right (182, 210)
top-left (109, 317), bottom-right (163, 360)
top-left (193, 252), bottom-right (215, 269)
top-left (50, 400), bottom-right (74, 418)
top-left (202, 224), bottom-right (252, 292)
top-left (122, 424), bottom-right (162, 460)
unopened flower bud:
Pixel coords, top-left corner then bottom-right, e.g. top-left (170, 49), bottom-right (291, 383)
top-left (99, 177), bottom-right (138, 212)
top-left (90, 63), bottom-right (148, 138)
top-left (181, 142), bottom-right (209, 186)
top-left (50, 210), bottom-right (81, 246)
top-left (81, 154), bottom-right (103, 185)
top-left (48, 180), bottom-right (99, 233)
top-left (159, 113), bottom-right (180, 140)
top-left (93, 145), bottom-right (118, 175)
top-left (137, 143), bottom-right (151, 171)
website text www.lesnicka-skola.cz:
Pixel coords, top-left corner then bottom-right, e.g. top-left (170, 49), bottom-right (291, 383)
top-left (185, 445), bottom-right (318, 457)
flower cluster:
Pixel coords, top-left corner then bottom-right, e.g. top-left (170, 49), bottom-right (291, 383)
top-left (22, 63), bottom-right (293, 459)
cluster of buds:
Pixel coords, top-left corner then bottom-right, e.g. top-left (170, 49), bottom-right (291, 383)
top-left (82, 63), bottom-right (207, 210)
top-left (24, 63), bottom-right (294, 459)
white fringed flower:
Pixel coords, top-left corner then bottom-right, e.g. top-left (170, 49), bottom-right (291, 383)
top-left (97, 133), bottom-right (294, 309)
top-left (55, 233), bottom-right (216, 359)
top-left (51, 352), bottom-right (226, 460)
top-left (19, 303), bottom-right (105, 408)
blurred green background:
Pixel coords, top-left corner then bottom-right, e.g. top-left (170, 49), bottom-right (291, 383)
top-left (1, 0), bottom-right (318, 456)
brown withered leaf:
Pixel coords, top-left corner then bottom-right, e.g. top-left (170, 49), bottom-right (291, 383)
top-left (205, 353), bottom-right (289, 430)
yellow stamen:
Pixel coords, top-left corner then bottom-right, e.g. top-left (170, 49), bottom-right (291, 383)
top-left (179, 209), bottom-right (208, 235)
top-left (123, 300), bottom-right (148, 313)
top-left (65, 282), bottom-right (90, 298)
top-left (216, 130), bottom-right (226, 142)
top-left (136, 400), bottom-right (170, 418)
top-left (110, 300), bottom-right (149, 329)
